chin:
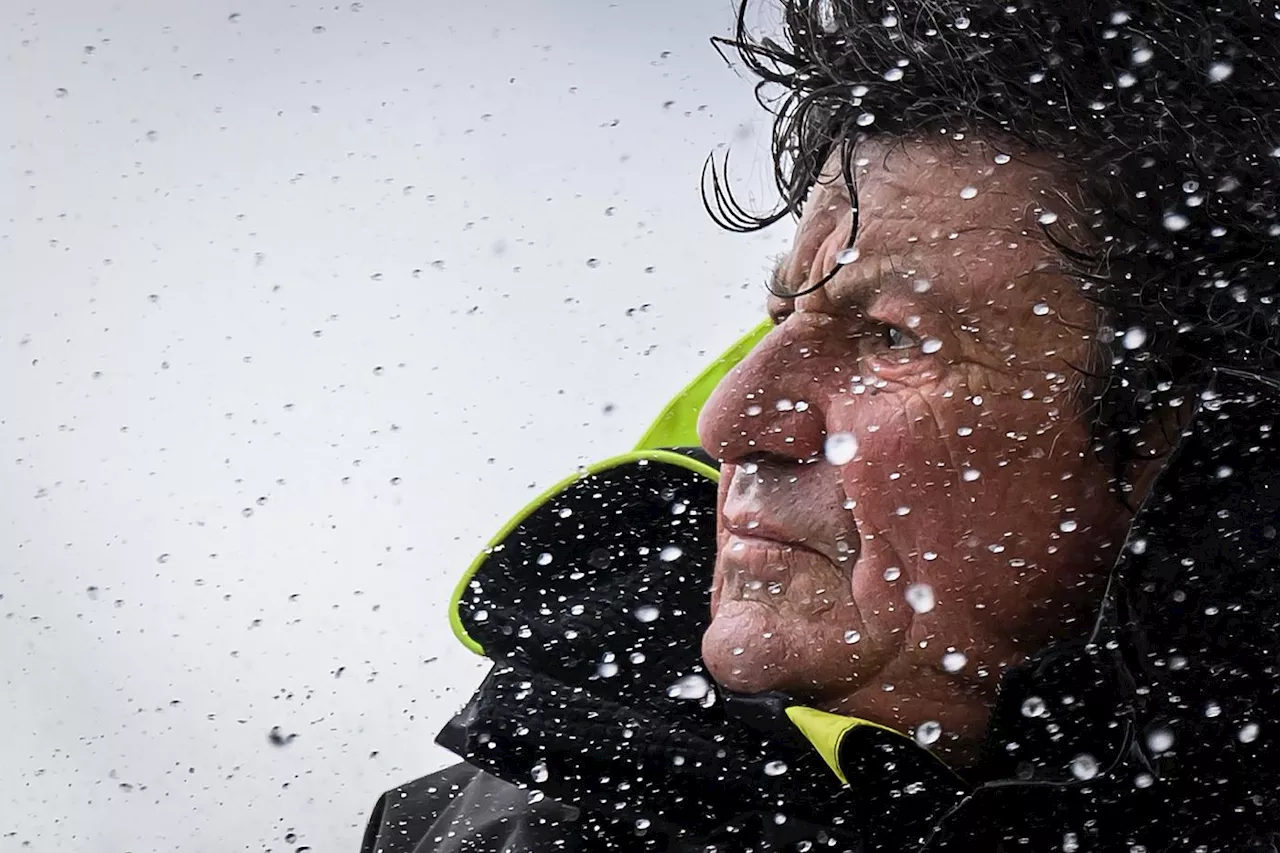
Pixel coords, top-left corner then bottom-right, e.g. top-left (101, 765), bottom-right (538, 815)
top-left (701, 599), bottom-right (809, 695)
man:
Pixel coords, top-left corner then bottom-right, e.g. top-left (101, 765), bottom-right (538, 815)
top-left (362, 1), bottom-right (1280, 850)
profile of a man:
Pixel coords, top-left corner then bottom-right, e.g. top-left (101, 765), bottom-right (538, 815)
top-left (361, 2), bottom-right (1280, 851)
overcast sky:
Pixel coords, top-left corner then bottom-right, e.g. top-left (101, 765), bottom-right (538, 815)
top-left (3, 0), bottom-right (789, 849)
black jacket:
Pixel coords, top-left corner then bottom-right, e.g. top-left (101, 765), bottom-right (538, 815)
top-left (362, 370), bottom-right (1280, 853)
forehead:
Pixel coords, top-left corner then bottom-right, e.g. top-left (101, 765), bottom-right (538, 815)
top-left (792, 137), bottom-right (1085, 309)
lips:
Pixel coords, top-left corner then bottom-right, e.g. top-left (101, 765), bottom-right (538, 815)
top-left (721, 518), bottom-right (853, 568)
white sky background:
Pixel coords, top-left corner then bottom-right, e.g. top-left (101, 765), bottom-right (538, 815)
top-left (3, 0), bottom-right (790, 849)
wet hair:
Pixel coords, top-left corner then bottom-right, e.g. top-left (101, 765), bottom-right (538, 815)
top-left (706, 0), bottom-right (1280, 482)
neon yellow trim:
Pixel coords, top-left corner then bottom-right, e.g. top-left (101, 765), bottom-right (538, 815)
top-left (633, 319), bottom-right (773, 451)
top-left (785, 705), bottom-right (964, 785)
top-left (448, 449), bottom-right (721, 656)
top-left (785, 706), bottom-right (862, 785)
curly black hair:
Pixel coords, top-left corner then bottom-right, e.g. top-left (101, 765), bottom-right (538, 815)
top-left (706, 0), bottom-right (1280, 484)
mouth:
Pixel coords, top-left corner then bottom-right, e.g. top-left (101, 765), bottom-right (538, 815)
top-left (717, 534), bottom-right (849, 613)
top-left (722, 519), bottom-right (853, 567)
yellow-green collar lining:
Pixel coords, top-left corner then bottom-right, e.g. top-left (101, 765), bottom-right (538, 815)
top-left (448, 319), bottom-right (772, 657)
top-left (785, 705), bottom-right (962, 784)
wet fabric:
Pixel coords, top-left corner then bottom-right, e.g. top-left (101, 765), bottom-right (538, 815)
top-left (362, 369), bottom-right (1280, 852)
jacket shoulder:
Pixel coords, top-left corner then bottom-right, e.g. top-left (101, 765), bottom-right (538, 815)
top-left (360, 762), bottom-right (597, 853)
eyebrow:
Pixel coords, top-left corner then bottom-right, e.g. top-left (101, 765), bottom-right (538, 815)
top-left (768, 252), bottom-right (924, 307)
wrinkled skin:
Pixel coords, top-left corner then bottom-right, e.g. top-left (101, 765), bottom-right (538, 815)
top-left (698, 137), bottom-right (1147, 764)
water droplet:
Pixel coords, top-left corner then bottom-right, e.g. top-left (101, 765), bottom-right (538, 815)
top-left (824, 432), bottom-right (859, 465)
top-left (1133, 46), bottom-right (1154, 65)
top-left (856, 112), bottom-right (876, 127)
top-left (1122, 326), bottom-right (1148, 350)
top-left (1208, 61), bottom-right (1234, 82)
top-left (531, 761), bottom-right (549, 783)
top-left (1037, 211), bottom-right (1059, 225)
top-left (843, 629), bottom-right (862, 644)
top-left (528, 790), bottom-right (545, 804)
top-left (659, 545), bottom-right (683, 562)
top-left (883, 67), bottom-right (904, 82)
top-left (959, 186), bottom-right (978, 200)
top-left (634, 604), bottom-right (660, 623)
top-left (1070, 753), bottom-right (1099, 780)
top-left (1204, 701), bottom-right (1222, 718)
top-left (883, 566), bottom-right (901, 582)
top-left (1129, 538), bottom-right (1148, 555)
top-left (1134, 772), bottom-right (1154, 789)
top-left (993, 153), bottom-right (1011, 165)
top-left (312, 25), bottom-right (326, 33)
top-left (835, 247), bottom-right (861, 265)
top-left (1059, 519), bottom-right (1078, 533)
top-left (961, 468), bottom-right (981, 482)
top-left (228, 12), bottom-right (241, 22)
top-left (597, 661), bottom-right (619, 678)
top-left (1162, 213), bottom-right (1190, 232)
top-left (537, 552), bottom-right (553, 566)
top-left (1021, 697), bottom-right (1047, 718)
top-left (922, 551), bottom-right (938, 562)
top-left (586, 258), bottom-right (600, 268)
top-left (557, 507), bottom-right (572, 518)
top-left (954, 15), bottom-right (971, 29)
top-left (942, 651), bottom-right (968, 672)
top-left (763, 759), bottom-right (789, 777)
top-left (906, 583), bottom-right (935, 613)
top-left (1117, 71), bottom-right (1138, 88)
top-left (921, 337), bottom-right (943, 354)
top-left (894, 506), bottom-right (911, 516)
top-left (635, 818), bottom-right (651, 832)
top-left (1239, 722), bottom-right (1260, 743)
top-left (54, 87), bottom-right (69, 98)
top-left (157, 553), bottom-right (170, 564)
top-left (1033, 302), bottom-right (1051, 316)
top-left (667, 673), bottom-right (711, 701)
top-left (473, 609), bottom-right (489, 623)
top-left (1064, 832), bottom-right (1080, 853)
top-left (1216, 465), bottom-right (1234, 479)
top-left (915, 721), bottom-right (942, 746)
top-left (1146, 727), bottom-right (1174, 754)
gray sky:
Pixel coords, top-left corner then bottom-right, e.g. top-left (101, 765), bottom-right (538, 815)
top-left (3, 0), bottom-right (789, 849)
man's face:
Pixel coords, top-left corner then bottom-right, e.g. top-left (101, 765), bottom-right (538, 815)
top-left (697, 137), bottom-right (1131, 729)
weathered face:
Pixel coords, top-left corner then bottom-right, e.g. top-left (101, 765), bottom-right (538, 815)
top-left (697, 137), bottom-right (1133, 745)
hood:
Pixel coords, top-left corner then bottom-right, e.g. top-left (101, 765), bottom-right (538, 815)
top-left (439, 318), bottom-right (1280, 850)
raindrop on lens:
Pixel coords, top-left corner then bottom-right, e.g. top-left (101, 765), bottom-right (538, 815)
top-left (824, 432), bottom-right (859, 465)
top-left (1059, 519), bottom-right (1078, 533)
top-left (959, 186), bottom-right (978, 200)
top-left (1033, 302), bottom-right (1050, 316)
top-left (1208, 61), bottom-right (1234, 82)
top-left (667, 673), bottom-right (711, 701)
top-left (1239, 722), bottom-right (1260, 743)
top-left (1122, 327), bottom-right (1148, 350)
top-left (921, 337), bottom-right (943, 354)
top-left (915, 721), bottom-right (942, 746)
top-left (836, 247), bottom-right (861, 265)
top-left (633, 604), bottom-right (660, 623)
top-left (1146, 727), bottom-right (1174, 754)
top-left (1134, 772), bottom-right (1154, 789)
top-left (1021, 697), bottom-right (1047, 718)
top-left (1037, 211), bottom-right (1059, 225)
top-left (1070, 754), bottom-right (1099, 780)
top-left (942, 651), bottom-right (968, 672)
top-left (1162, 213), bottom-right (1189, 232)
top-left (531, 761), bottom-right (549, 783)
top-left (843, 630), bottom-right (862, 644)
top-left (961, 468), bottom-right (981, 482)
top-left (537, 552), bottom-right (553, 566)
top-left (883, 566), bottom-right (901, 581)
top-left (659, 545), bottom-right (683, 562)
top-left (883, 67), bottom-right (904, 81)
top-left (763, 760), bottom-right (789, 777)
top-left (994, 153), bottom-right (1011, 165)
top-left (856, 112), bottom-right (876, 127)
top-left (906, 583), bottom-right (935, 614)
top-left (1204, 701), bottom-right (1222, 718)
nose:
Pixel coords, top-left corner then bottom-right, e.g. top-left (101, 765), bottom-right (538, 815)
top-left (697, 315), bottom-right (835, 467)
